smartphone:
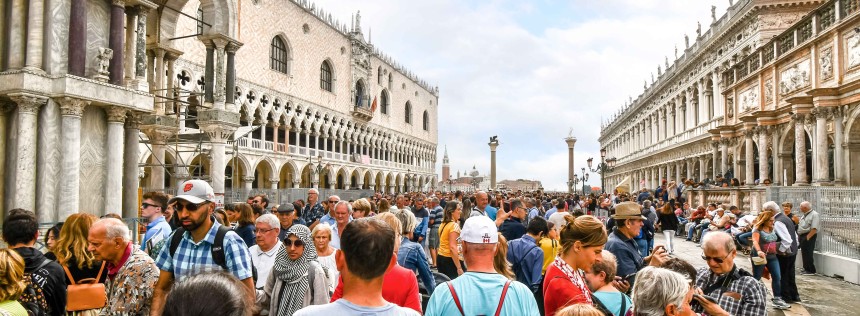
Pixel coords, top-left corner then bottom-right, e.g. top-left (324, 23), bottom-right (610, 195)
top-left (623, 273), bottom-right (636, 283)
top-left (694, 294), bottom-right (719, 304)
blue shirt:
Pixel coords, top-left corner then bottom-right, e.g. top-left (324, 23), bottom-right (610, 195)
top-left (155, 221), bottom-right (254, 282)
top-left (604, 229), bottom-right (644, 285)
top-left (141, 216), bottom-right (172, 251)
top-left (425, 272), bottom-right (539, 316)
top-left (429, 206), bottom-right (444, 228)
top-left (302, 202), bottom-right (325, 225)
top-left (398, 236), bottom-right (435, 294)
top-left (544, 207), bottom-right (558, 219)
top-left (527, 207), bottom-right (540, 223)
top-left (485, 206), bottom-right (498, 220)
top-left (506, 235), bottom-right (544, 291)
top-left (319, 213), bottom-right (337, 227)
top-left (593, 291), bottom-right (632, 316)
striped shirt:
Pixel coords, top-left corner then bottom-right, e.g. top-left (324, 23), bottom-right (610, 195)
top-left (154, 221), bottom-right (254, 282)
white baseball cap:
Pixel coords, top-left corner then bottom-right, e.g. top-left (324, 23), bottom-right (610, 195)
top-left (169, 179), bottom-right (215, 205)
top-left (461, 216), bottom-right (498, 244)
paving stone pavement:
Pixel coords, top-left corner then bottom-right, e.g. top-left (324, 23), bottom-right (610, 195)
top-left (656, 235), bottom-right (860, 316)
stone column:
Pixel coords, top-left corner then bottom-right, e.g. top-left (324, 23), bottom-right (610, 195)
top-left (699, 157), bottom-right (706, 181)
top-left (132, 6), bottom-right (148, 89)
top-left (272, 122), bottom-right (280, 152)
top-left (153, 49), bottom-right (166, 112)
top-left (243, 176), bottom-right (253, 192)
top-left (7, 0), bottom-right (27, 69)
top-left (104, 108), bottom-right (126, 213)
top-left (565, 136), bottom-right (577, 194)
top-left (165, 54), bottom-right (178, 113)
top-left (108, 0), bottom-right (125, 85)
top-left (813, 108), bottom-right (831, 185)
top-left (226, 44), bottom-right (239, 112)
top-left (834, 107), bottom-right (845, 184)
top-left (123, 8), bottom-right (137, 84)
top-left (68, 0), bottom-right (87, 76)
top-left (772, 129), bottom-right (781, 185)
top-left (269, 178), bottom-right (278, 190)
top-left (9, 94), bottom-right (46, 211)
top-left (24, 0), bottom-right (45, 71)
top-left (758, 126), bottom-right (770, 184)
top-left (0, 104), bottom-right (12, 220)
top-left (489, 140), bottom-right (499, 190)
top-left (675, 161), bottom-right (681, 183)
top-left (212, 38), bottom-right (228, 110)
top-left (122, 115), bottom-right (140, 218)
top-left (744, 130), bottom-right (755, 186)
top-left (209, 132), bottom-right (228, 193)
top-left (147, 132), bottom-right (167, 190)
top-left (685, 159), bottom-right (692, 181)
top-left (711, 141), bottom-right (719, 178)
top-left (35, 100), bottom-right (60, 223)
top-left (719, 139), bottom-right (729, 177)
top-left (204, 43), bottom-right (215, 105)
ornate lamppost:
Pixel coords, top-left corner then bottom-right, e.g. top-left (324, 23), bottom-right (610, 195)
top-left (308, 154), bottom-right (323, 189)
top-left (586, 148), bottom-right (617, 194)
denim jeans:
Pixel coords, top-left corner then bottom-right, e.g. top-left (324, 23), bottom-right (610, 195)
top-left (752, 251), bottom-right (783, 297)
top-left (737, 232), bottom-right (753, 246)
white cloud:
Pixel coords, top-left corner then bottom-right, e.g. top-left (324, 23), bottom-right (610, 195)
top-left (312, 0), bottom-right (726, 191)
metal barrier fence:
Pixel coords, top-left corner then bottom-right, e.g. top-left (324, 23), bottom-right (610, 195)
top-left (142, 188), bottom-right (376, 207)
top-left (766, 186), bottom-right (860, 261)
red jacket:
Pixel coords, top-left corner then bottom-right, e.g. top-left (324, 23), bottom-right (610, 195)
top-left (543, 264), bottom-right (592, 316)
top-left (331, 263), bottom-right (422, 313)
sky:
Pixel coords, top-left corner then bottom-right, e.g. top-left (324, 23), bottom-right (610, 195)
top-left (313, 0), bottom-right (729, 191)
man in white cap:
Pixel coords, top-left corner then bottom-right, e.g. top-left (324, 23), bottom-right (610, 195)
top-left (425, 216), bottom-right (539, 316)
top-left (149, 179), bottom-right (255, 316)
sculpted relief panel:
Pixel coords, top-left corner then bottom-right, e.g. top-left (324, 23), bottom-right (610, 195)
top-left (740, 85), bottom-right (759, 113)
top-left (821, 47), bottom-right (833, 80)
top-left (848, 33), bottom-right (860, 69)
top-left (764, 79), bottom-right (774, 105)
top-left (779, 59), bottom-right (810, 95)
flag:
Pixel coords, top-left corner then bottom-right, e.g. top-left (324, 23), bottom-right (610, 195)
top-left (370, 96), bottom-right (378, 112)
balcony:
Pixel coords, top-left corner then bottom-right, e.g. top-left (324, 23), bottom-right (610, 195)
top-left (351, 105), bottom-right (374, 121)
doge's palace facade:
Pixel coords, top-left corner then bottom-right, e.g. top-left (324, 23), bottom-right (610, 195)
top-left (0, 0), bottom-right (438, 223)
top-left (597, 0), bottom-right (860, 192)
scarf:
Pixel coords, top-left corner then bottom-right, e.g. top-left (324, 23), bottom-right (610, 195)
top-left (552, 257), bottom-right (593, 304)
top-left (272, 225), bottom-right (317, 316)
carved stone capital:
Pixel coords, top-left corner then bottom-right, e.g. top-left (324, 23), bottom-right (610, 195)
top-left (11, 93), bottom-right (48, 114)
top-left (125, 111), bottom-right (141, 129)
top-left (269, 178), bottom-right (279, 184)
top-left (111, 0), bottom-right (125, 7)
top-left (242, 176), bottom-right (255, 183)
top-left (107, 107), bottom-right (128, 123)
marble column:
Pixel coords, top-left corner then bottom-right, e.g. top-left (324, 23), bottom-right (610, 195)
top-left (226, 44), bottom-right (238, 112)
top-left (243, 176), bottom-right (253, 192)
top-left (148, 133), bottom-right (166, 190)
top-left (270, 179), bottom-right (279, 190)
top-left (122, 115), bottom-right (140, 218)
top-left (711, 141), bottom-right (719, 178)
top-left (166, 56), bottom-right (177, 113)
top-left (108, 0), bottom-right (126, 85)
top-left (153, 49), bottom-right (166, 112)
top-left (685, 159), bottom-right (692, 181)
top-left (209, 133), bottom-right (228, 193)
top-left (813, 108), bottom-right (830, 184)
top-left (834, 107), bottom-right (845, 184)
top-left (133, 7), bottom-right (148, 88)
top-left (699, 157), bottom-right (706, 181)
top-left (204, 43), bottom-right (215, 104)
top-left (104, 108), bottom-right (126, 213)
top-left (0, 104), bottom-right (12, 220)
top-left (24, 0), bottom-right (45, 70)
top-left (9, 94), bottom-right (46, 211)
top-left (720, 139), bottom-right (728, 177)
top-left (213, 39), bottom-right (228, 110)
top-left (35, 100), bottom-right (59, 223)
top-left (675, 161), bottom-right (681, 183)
top-left (744, 130), bottom-right (754, 186)
top-left (793, 113), bottom-right (809, 185)
top-left (68, 0), bottom-right (87, 76)
top-left (7, 0), bottom-right (27, 69)
top-left (272, 122), bottom-right (280, 152)
top-left (758, 127), bottom-right (770, 184)
top-left (123, 8), bottom-right (137, 84)
top-left (772, 129), bottom-right (781, 185)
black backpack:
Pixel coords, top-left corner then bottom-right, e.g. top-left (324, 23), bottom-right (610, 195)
top-left (169, 226), bottom-right (258, 282)
top-left (19, 259), bottom-right (52, 316)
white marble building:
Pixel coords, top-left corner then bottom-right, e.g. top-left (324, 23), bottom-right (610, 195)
top-left (0, 0), bottom-right (439, 223)
top-left (599, 0), bottom-right (860, 191)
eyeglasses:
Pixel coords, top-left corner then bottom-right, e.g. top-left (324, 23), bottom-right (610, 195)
top-left (174, 202), bottom-right (209, 212)
top-left (254, 228), bottom-right (276, 234)
top-left (328, 200), bottom-right (339, 203)
top-left (284, 239), bottom-right (305, 248)
top-left (701, 253), bottom-right (732, 264)
top-left (141, 202), bottom-right (161, 209)
top-left (250, 200), bottom-right (259, 204)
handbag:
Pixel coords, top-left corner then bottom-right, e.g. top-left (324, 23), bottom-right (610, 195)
top-left (63, 262), bottom-right (107, 311)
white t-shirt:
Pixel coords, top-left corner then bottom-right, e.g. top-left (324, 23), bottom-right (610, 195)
top-left (249, 241), bottom-right (282, 289)
top-left (548, 211), bottom-right (571, 231)
top-left (294, 299), bottom-right (420, 316)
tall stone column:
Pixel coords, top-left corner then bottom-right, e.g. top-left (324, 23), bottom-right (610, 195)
top-left (711, 141), bottom-right (719, 178)
top-left (0, 104), bottom-right (12, 220)
top-left (699, 157), bottom-right (706, 181)
top-left (153, 49), bottom-right (166, 112)
top-left (212, 38), bottom-right (228, 110)
top-left (68, 0), bottom-right (87, 76)
top-left (122, 115), bottom-right (140, 218)
top-left (131, 6), bottom-right (149, 90)
top-left (685, 159), bottom-right (692, 181)
top-left (242, 176), bottom-right (254, 193)
top-left (793, 113), bottom-right (808, 185)
top-left (226, 44), bottom-right (241, 112)
top-left (147, 132), bottom-right (167, 190)
top-left (813, 108), bottom-right (831, 185)
top-left (719, 139), bottom-right (728, 177)
top-left (772, 129), bottom-right (781, 185)
top-left (123, 8), bottom-right (137, 84)
top-left (205, 128), bottom-right (231, 194)
top-left (744, 130), bottom-right (754, 186)
top-left (834, 107), bottom-right (845, 184)
top-left (104, 108), bottom-right (126, 213)
top-left (758, 126), bottom-right (770, 184)
top-left (7, 0), bottom-right (27, 69)
top-left (204, 43), bottom-right (215, 105)
top-left (108, 0), bottom-right (126, 85)
top-left (270, 179), bottom-right (279, 190)
top-left (489, 139), bottom-right (499, 190)
top-left (675, 161), bottom-right (681, 183)
top-left (565, 136), bottom-right (576, 194)
top-left (9, 94), bottom-right (47, 211)
top-left (24, 0), bottom-right (45, 71)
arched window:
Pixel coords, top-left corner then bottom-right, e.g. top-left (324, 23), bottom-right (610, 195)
top-left (320, 61), bottom-right (333, 92)
top-left (423, 111), bottom-right (429, 131)
top-left (377, 67), bottom-right (383, 84)
top-left (388, 74), bottom-right (393, 90)
top-left (355, 80), bottom-right (365, 107)
top-left (380, 89), bottom-right (389, 114)
top-left (405, 101), bottom-right (412, 124)
top-left (270, 37), bottom-right (289, 74)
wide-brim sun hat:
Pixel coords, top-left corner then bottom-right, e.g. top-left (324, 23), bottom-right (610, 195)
top-left (611, 201), bottom-right (647, 220)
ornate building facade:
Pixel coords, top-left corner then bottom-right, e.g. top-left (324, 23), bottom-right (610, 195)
top-left (599, 0), bottom-right (860, 192)
top-left (0, 0), bottom-right (439, 223)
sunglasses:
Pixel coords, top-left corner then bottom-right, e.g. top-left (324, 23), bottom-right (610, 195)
top-left (701, 253), bottom-right (731, 264)
top-left (328, 200), bottom-right (339, 203)
top-left (284, 239), bottom-right (305, 248)
top-left (141, 202), bottom-right (161, 209)
top-left (175, 202), bottom-right (210, 212)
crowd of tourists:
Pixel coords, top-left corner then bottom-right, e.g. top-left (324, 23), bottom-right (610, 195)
top-left (0, 177), bottom-right (822, 316)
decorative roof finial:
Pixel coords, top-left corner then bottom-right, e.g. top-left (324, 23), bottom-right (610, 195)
top-left (355, 10), bottom-right (362, 33)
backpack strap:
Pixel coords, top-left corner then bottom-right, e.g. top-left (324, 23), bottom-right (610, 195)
top-left (211, 225), bottom-right (231, 269)
top-left (62, 265), bottom-right (76, 285)
top-left (94, 261), bottom-right (106, 282)
top-left (168, 228), bottom-right (186, 258)
top-left (494, 280), bottom-right (511, 316)
top-left (446, 282), bottom-right (465, 316)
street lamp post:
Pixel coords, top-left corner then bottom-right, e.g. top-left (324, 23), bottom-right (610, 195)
top-left (308, 154), bottom-right (323, 189)
top-left (586, 148), bottom-right (617, 194)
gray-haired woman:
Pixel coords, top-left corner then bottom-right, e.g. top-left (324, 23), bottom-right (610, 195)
top-left (257, 225), bottom-right (330, 316)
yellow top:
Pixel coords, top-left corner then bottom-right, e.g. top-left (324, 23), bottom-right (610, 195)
top-left (539, 237), bottom-right (559, 274)
top-left (437, 221), bottom-right (461, 259)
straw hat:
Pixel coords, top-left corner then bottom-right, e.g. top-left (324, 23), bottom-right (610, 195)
top-left (612, 201), bottom-right (647, 220)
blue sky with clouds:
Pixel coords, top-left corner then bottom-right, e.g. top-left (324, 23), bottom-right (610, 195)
top-left (313, 0), bottom-right (727, 191)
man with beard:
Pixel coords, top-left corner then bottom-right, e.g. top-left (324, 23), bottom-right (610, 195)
top-left (150, 180), bottom-right (255, 316)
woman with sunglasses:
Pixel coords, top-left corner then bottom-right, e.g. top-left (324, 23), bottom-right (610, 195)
top-left (750, 205), bottom-right (791, 310)
top-left (258, 225), bottom-right (330, 315)
top-left (437, 201), bottom-right (464, 280)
